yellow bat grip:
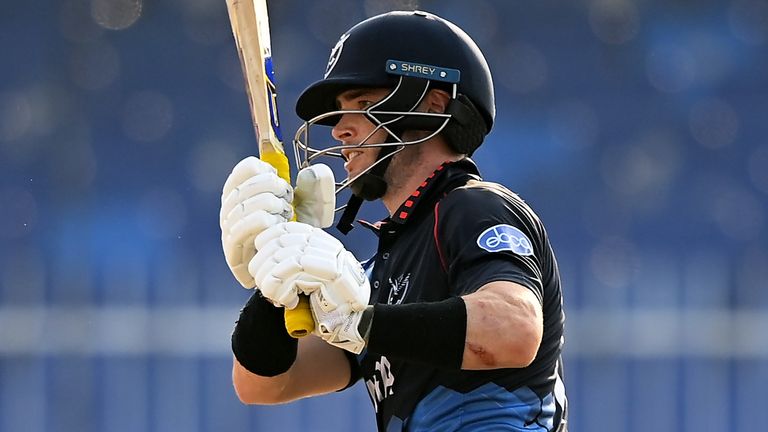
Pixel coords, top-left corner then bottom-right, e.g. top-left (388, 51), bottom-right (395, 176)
top-left (259, 151), bottom-right (315, 338)
top-left (260, 151), bottom-right (291, 184)
top-left (285, 295), bottom-right (314, 338)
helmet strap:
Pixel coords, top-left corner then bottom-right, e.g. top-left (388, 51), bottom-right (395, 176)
top-left (336, 194), bottom-right (363, 235)
top-left (336, 143), bottom-right (396, 234)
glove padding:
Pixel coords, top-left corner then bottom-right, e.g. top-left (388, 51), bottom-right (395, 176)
top-left (294, 164), bottom-right (336, 229)
top-left (309, 292), bottom-right (367, 354)
top-left (221, 157), bottom-right (293, 288)
top-left (249, 222), bottom-right (370, 311)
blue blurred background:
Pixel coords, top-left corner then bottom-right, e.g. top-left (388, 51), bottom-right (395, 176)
top-left (1, 0), bottom-right (767, 431)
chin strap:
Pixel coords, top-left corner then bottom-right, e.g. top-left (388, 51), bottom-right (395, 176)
top-left (336, 194), bottom-right (363, 234)
top-left (336, 144), bottom-right (396, 234)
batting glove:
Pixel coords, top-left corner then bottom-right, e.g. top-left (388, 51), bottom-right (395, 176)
top-left (309, 291), bottom-right (369, 354)
top-left (249, 222), bottom-right (370, 311)
top-left (221, 157), bottom-right (293, 288)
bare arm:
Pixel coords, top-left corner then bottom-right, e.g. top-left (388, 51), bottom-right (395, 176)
top-left (462, 281), bottom-right (543, 370)
top-left (233, 335), bottom-right (353, 405)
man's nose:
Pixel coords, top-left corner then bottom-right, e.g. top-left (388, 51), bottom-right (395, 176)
top-left (331, 113), bottom-right (354, 142)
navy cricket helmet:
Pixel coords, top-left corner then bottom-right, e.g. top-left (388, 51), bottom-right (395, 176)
top-left (295, 10), bottom-right (496, 137)
top-left (294, 10), bottom-right (496, 234)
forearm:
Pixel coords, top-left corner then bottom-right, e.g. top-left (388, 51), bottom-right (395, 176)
top-left (233, 336), bottom-right (353, 405)
top-left (232, 356), bottom-right (290, 404)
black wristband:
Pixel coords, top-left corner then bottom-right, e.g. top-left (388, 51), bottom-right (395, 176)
top-left (366, 297), bottom-right (467, 369)
top-left (231, 291), bottom-right (297, 377)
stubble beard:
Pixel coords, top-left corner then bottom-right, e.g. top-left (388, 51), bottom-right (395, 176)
top-left (384, 142), bottom-right (423, 194)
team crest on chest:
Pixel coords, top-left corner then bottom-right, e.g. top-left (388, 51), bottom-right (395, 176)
top-left (387, 273), bottom-right (411, 304)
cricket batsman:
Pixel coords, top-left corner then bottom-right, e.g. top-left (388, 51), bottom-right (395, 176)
top-left (221, 10), bottom-right (568, 431)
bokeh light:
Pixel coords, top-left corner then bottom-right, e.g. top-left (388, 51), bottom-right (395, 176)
top-left (707, 183), bottom-right (765, 242)
top-left (91, 0), bottom-right (143, 31)
top-left (646, 43), bottom-right (697, 93)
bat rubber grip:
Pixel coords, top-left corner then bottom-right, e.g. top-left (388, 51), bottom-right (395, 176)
top-left (285, 295), bottom-right (314, 338)
top-left (260, 151), bottom-right (291, 184)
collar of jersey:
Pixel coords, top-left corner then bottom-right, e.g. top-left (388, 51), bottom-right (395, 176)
top-left (358, 158), bottom-right (481, 233)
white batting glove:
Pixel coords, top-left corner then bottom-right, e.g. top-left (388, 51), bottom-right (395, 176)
top-left (248, 222), bottom-right (370, 312)
top-left (220, 157), bottom-right (293, 288)
top-left (309, 292), bottom-right (368, 354)
top-left (294, 164), bottom-right (336, 229)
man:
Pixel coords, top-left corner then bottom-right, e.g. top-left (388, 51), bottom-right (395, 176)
top-left (220, 10), bottom-right (567, 432)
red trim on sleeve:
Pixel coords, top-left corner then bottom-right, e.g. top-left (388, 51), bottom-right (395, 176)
top-left (433, 201), bottom-right (448, 273)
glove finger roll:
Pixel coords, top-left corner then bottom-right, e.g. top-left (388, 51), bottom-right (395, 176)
top-left (250, 241), bottom-right (282, 283)
top-left (227, 211), bottom-right (283, 250)
top-left (221, 156), bottom-right (276, 200)
top-left (270, 256), bottom-right (304, 280)
top-left (281, 221), bottom-right (315, 234)
top-left (221, 173), bottom-right (292, 222)
top-left (224, 193), bottom-right (292, 229)
top-left (259, 275), bottom-right (298, 308)
top-left (277, 232), bottom-right (311, 249)
top-left (254, 223), bottom-right (290, 250)
top-left (299, 250), bottom-right (339, 281)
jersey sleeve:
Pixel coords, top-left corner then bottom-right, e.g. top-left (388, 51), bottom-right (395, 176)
top-left (435, 183), bottom-right (547, 304)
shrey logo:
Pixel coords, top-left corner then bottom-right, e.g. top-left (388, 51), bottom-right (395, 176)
top-left (387, 273), bottom-right (411, 305)
top-left (476, 224), bottom-right (534, 256)
top-left (324, 32), bottom-right (349, 78)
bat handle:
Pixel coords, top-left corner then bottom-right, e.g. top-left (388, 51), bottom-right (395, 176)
top-left (285, 295), bottom-right (314, 338)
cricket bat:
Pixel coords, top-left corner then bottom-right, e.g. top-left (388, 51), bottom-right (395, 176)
top-left (225, 0), bottom-right (314, 338)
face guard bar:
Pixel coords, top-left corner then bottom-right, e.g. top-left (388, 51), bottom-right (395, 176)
top-left (293, 76), bottom-right (457, 210)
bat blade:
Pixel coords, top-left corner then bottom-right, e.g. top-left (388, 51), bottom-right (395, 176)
top-left (225, 0), bottom-right (290, 183)
top-left (226, 0), bottom-right (312, 338)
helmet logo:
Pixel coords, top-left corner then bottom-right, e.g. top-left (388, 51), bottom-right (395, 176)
top-left (324, 32), bottom-right (350, 78)
top-left (386, 59), bottom-right (460, 83)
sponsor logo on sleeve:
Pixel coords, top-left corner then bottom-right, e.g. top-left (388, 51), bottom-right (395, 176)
top-left (476, 224), bottom-right (534, 256)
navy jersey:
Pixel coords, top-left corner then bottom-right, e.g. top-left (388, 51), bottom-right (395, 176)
top-left (346, 159), bottom-right (567, 432)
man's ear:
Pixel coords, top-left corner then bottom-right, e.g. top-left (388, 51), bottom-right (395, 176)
top-left (425, 89), bottom-right (451, 113)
